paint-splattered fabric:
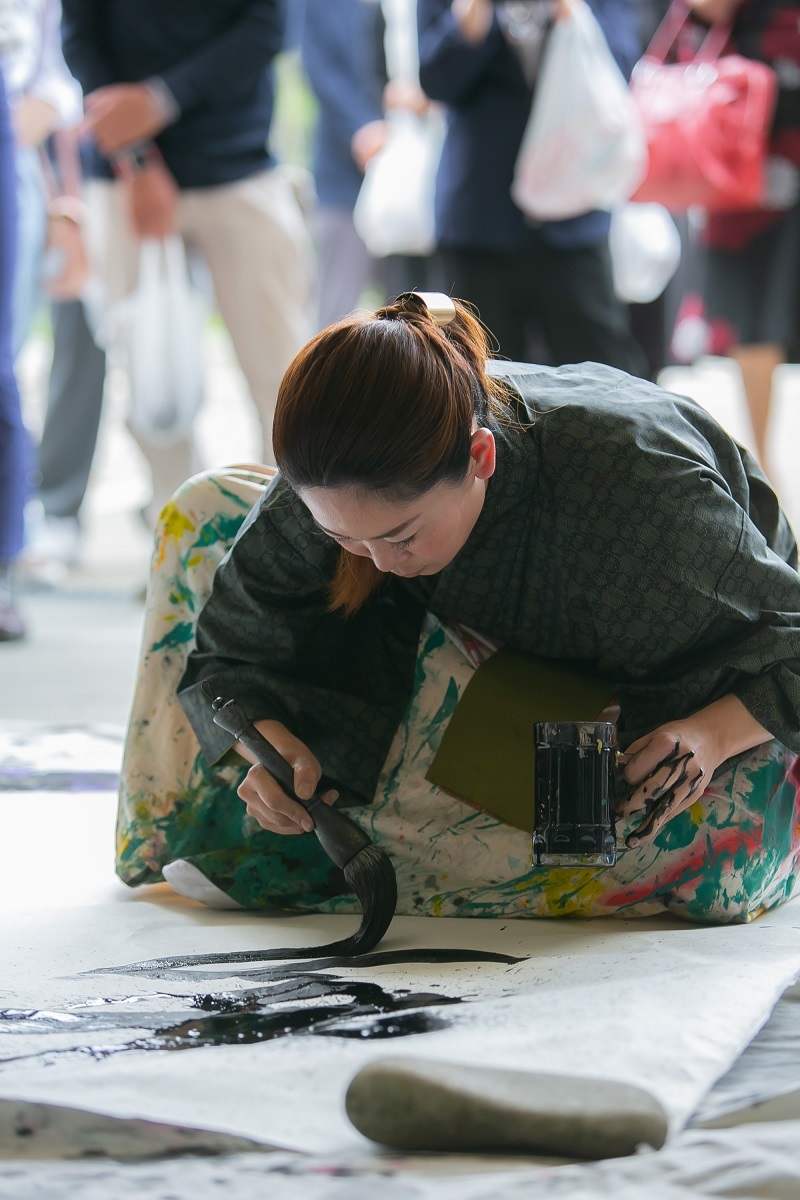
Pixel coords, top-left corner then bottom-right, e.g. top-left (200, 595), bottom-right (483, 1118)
top-left (118, 466), bottom-right (800, 925)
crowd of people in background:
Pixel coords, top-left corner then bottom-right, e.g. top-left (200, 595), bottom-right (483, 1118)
top-left (1, 0), bottom-right (799, 644)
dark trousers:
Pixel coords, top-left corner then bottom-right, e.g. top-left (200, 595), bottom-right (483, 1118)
top-left (438, 233), bottom-right (647, 377)
top-left (0, 68), bottom-right (28, 562)
top-left (37, 299), bottom-right (107, 520)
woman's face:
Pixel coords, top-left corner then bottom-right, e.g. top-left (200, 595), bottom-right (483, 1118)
top-left (300, 429), bottom-right (496, 579)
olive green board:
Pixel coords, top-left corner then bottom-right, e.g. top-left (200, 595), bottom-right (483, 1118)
top-left (425, 649), bottom-right (613, 832)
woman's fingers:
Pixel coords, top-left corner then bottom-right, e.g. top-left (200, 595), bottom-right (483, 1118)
top-left (622, 733), bottom-right (682, 787)
top-left (254, 722), bottom-right (323, 805)
top-left (626, 766), bottom-right (705, 847)
top-left (237, 764), bottom-right (312, 833)
top-left (618, 746), bottom-right (695, 816)
top-left (245, 802), bottom-right (304, 835)
top-left (236, 758), bottom-right (340, 836)
top-left (291, 753), bottom-right (322, 802)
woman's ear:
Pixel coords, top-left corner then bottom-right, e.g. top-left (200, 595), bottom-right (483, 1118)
top-left (469, 428), bottom-right (496, 480)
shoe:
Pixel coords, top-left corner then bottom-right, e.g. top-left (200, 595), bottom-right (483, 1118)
top-left (0, 561), bottom-right (24, 642)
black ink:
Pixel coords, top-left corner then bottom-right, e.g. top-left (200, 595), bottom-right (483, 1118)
top-left (1, 950), bottom-right (523, 1069)
top-left (0, 975), bottom-right (460, 1067)
top-left (323, 1012), bottom-right (452, 1039)
top-left (86, 946), bottom-right (522, 979)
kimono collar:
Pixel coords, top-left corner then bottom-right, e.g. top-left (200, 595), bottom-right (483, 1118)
top-left (471, 415), bottom-right (536, 537)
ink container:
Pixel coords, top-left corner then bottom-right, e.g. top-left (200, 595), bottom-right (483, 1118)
top-left (532, 721), bottom-right (617, 868)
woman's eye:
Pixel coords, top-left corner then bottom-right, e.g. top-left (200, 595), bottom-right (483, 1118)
top-left (391, 536), bottom-right (416, 549)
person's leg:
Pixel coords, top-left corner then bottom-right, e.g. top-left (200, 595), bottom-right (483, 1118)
top-left (437, 246), bottom-right (526, 359)
top-left (179, 168), bottom-right (314, 462)
top-left (23, 300), bottom-right (107, 579)
top-left (38, 299), bottom-right (107, 521)
top-left (314, 205), bottom-right (374, 329)
top-left (0, 70), bottom-right (28, 640)
top-left (117, 463), bottom-right (343, 908)
top-left (702, 206), bottom-right (800, 474)
top-left (534, 237), bottom-right (647, 375)
top-left (729, 343), bottom-right (784, 475)
top-left (118, 464), bottom-right (272, 887)
top-left (657, 741), bottom-right (800, 923)
top-left (11, 147), bottom-right (47, 359)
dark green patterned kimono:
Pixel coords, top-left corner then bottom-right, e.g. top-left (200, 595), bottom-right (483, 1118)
top-left (179, 362), bottom-right (800, 797)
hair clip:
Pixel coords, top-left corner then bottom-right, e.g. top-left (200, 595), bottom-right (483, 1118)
top-left (394, 291), bottom-right (457, 327)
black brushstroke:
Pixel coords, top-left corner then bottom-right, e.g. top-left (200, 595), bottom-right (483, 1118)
top-left (86, 946), bottom-right (522, 979)
top-left (1, 950), bottom-right (524, 1069)
top-left (0, 972), bottom-right (461, 1068)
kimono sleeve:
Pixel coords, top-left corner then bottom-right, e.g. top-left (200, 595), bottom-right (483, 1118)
top-left (585, 436), bottom-right (800, 751)
top-left (177, 480), bottom-right (425, 804)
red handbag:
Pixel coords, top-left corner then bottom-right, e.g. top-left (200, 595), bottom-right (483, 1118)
top-left (630, 1), bottom-right (778, 213)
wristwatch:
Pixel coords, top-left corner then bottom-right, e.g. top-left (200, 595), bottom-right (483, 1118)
top-left (112, 143), bottom-right (160, 179)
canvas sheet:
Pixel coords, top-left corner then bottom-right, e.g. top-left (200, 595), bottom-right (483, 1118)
top-left (2, 791), bottom-right (800, 1163)
top-left (692, 979), bottom-right (800, 1128)
top-left (2, 1121), bottom-right (800, 1200)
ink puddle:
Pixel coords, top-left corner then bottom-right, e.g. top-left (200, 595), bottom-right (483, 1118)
top-left (0, 949), bottom-right (521, 1069)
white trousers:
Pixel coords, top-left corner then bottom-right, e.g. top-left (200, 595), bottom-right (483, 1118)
top-left (86, 169), bottom-right (315, 513)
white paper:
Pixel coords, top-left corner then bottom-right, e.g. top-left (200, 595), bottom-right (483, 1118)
top-left (2, 793), bottom-right (800, 1161)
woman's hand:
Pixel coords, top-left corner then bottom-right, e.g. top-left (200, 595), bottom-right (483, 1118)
top-left (618, 695), bottom-right (772, 847)
top-left (618, 723), bottom-right (714, 846)
top-left (236, 720), bottom-right (338, 835)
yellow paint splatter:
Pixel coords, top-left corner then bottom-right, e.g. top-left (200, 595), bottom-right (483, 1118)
top-left (155, 503), bottom-right (197, 566)
top-left (688, 800), bottom-right (704, 826)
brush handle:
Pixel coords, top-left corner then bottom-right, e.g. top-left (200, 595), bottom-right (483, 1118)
top-left (211, 697), bottom-right (371, 870)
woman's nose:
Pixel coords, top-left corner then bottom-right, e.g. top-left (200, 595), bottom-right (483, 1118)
top-left (368, 542), bottom-right (401, 572)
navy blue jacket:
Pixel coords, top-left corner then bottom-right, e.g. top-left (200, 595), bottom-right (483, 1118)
top-left (302, 0), bottom-right (383, 209)
top-left (418, 0), bottom-right (641, 251)
top-left (62, 0), bottom-right (286, 189)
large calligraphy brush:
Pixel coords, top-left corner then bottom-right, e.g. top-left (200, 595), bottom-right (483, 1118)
top-left (206, 686), bottom-right (397, 958)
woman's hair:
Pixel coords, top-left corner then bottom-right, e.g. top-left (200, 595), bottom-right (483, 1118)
top-left (273, 294), bottom-right (509, 615)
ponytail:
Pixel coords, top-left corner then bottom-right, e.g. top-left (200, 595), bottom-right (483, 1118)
top-left (273, 295), bottom-right (510, 616)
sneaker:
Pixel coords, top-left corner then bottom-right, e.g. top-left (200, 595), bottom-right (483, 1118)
top-left (0, 561), bottom-right (24, 642)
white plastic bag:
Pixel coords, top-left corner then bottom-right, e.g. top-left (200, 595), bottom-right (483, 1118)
top-left (353, 108), bottom-right (445, 257)
top-left (117, 237), bottom-right (206, 447)
top-left (511, 0), bottom-right (648, 220)
top-left (609, 202), bottom-right (681, 303)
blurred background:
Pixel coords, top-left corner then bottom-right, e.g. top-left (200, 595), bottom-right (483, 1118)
top-left (3, 0), bottom-right (800, 737)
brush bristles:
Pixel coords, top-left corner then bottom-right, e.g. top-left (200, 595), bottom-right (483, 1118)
top-left (343, 843), bottom-right (398, 953)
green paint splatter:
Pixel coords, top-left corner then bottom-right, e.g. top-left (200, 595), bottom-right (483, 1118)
top-left (653, 810), bottom-right (697, 852)
top-left (213, 480), bottom-right (260, 510)
top-left (151, 622), bottom-right (195, 652)
top-left (168, 578), bottom-right (197, 612)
